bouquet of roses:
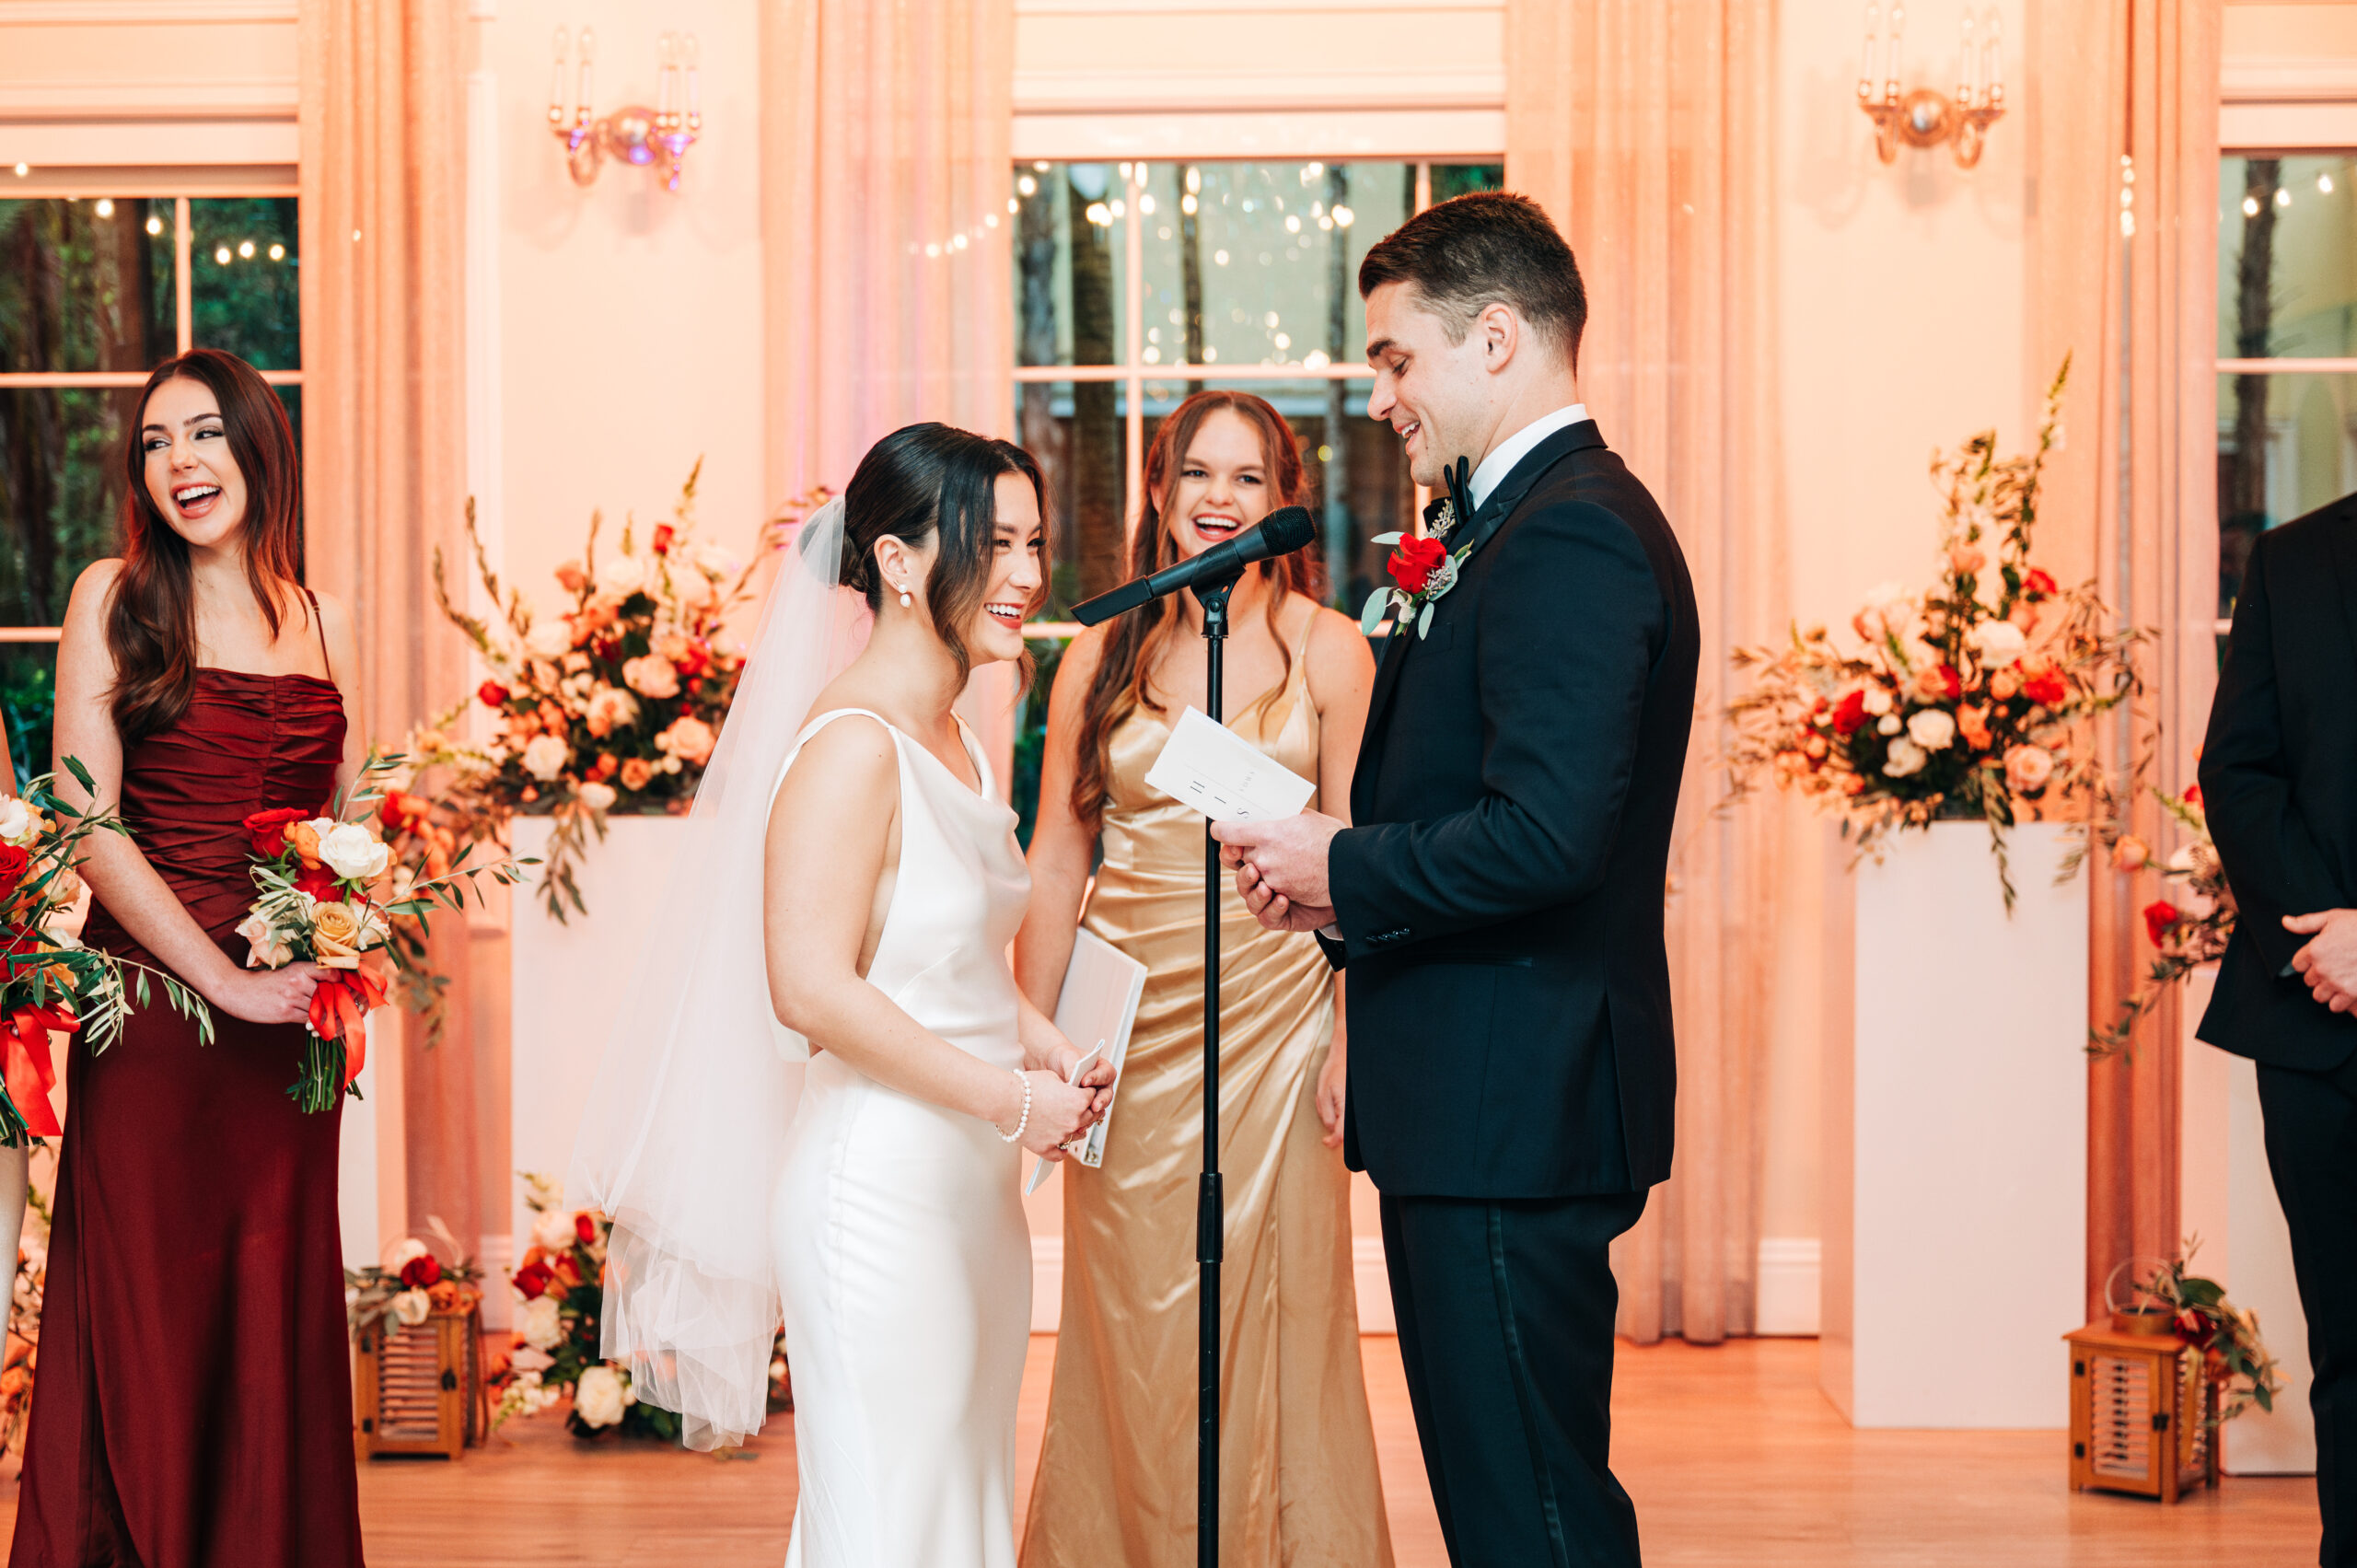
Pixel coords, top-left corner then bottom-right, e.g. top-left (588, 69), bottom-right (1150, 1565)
top-left (346, 1221), bottom-right (485, 1337)
top-left (239, 753), bottom-right (531, 1113)
top-left (0, 761), bottom-right (213, 1146)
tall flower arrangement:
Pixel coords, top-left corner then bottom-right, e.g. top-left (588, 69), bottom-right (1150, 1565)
top-left (428, 465), bottom-right (808, 921)
top-left (1725, 360), bottom-right (2144, 903)
top-left (491, 1173), bottom-right (680, 1441)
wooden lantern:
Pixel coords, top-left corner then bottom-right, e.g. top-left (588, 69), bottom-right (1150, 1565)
top-left (2065, 1318), bottom-right (2219, 1502)
top-left (354, 1302), bottom-right (487, 1460)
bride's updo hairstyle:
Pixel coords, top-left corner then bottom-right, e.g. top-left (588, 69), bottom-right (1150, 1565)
top-left (839, 422), bottom-right (1049, 680)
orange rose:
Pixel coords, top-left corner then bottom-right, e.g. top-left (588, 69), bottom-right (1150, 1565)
top-left (620, 757), bottom-right (655, 791)
top-left (1956, 704), bottom-right (1992, 750)
top-left (285, 820), bottom-right (324, 868)
top-left (555, 559), bottom-right (587, 593)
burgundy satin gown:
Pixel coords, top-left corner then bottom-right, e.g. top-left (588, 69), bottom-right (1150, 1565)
top-left (10, 645), bottom-right (365, 1564)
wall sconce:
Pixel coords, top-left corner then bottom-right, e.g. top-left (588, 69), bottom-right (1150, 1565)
top-left (547, 28), bottom-right (702, 193)
top-left (1857, 5), bottom-right (2005, 169)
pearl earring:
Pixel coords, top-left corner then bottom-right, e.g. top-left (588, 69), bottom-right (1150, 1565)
top-left (897, 584), bottom-right (912, 609)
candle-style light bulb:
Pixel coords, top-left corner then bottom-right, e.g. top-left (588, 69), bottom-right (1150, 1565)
top-left (1985, 11), bottom-right (2004, 97)
top-left (658, 32), bottom-right (676, 118)
top-left (1862, 5), bottom-right (1880, 90)
top-left (1958, 13), bottom-right (1976, 102)
top-left (685, 33), bottom-right (702, 120)
top-left (577, 27), bottom-right (596, 122)
top-left (549, 27), bottom-right (569, 122)
top-left (1887, 4), bottom-right (1906, 89)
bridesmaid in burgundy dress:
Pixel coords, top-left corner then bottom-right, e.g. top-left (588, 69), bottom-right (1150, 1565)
top-left (11, 349), bottom-right (367, 1566)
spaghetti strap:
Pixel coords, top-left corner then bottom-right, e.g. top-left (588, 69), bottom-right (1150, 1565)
top-left (302, 587), bottom-right (333, 682)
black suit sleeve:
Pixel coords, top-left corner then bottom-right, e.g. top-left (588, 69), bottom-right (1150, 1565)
top-left (2200, 529), bottom-right (2349, 976)
top-left (1326, 500), bottom-right (1663, 961)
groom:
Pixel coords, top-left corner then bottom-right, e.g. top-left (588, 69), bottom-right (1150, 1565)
top-left (1215, 192), bottom-right (1696, 1568)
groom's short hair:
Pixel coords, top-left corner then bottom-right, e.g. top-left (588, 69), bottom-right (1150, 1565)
top-left (1357, 192), bottom-right (1586, 369)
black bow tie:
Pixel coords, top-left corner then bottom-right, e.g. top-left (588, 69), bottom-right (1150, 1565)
top-left (1424, 456), bottom-right (1475, 540)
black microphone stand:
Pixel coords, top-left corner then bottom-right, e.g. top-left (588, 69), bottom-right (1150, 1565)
top-left (1189, 567), bottom-right (1240, 1568)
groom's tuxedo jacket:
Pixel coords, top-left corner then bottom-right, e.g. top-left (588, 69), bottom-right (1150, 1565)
top-left (1321, 420), bottom-right (1698, 1199)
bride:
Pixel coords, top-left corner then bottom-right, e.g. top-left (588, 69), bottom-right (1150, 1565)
top-left (572, 423), bottom-right (1115, 1566)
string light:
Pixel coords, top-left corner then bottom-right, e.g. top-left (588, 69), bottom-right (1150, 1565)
top-left (2321, 172), bottom-right (2337, 195)
top-left (2275, 187), bottom-right (2291, 209)
top-left (145, 215), bottom-right (164, 236)
top-left (1016, 174), bottom-right (1037, 197)
top-left (10, 164), bottom-right (27, 179)
top-left (238, 239), bottom-right (255, 258)
top-left (269, 242), bottom-right (285, 261)
top-left (94, 198), bottom-right (114, 218)
top-left (215, 245), bottom-right (232, 264)
top-left (2242, 194), bottom-right (2259, 217)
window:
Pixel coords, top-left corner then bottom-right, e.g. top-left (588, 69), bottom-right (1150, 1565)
top-left (2216, 152), bottom-right (2357, 642)
top-left (0, 189), bottom-right (299, 782)
top-left (1007, 157), bottom-right (1501, 842)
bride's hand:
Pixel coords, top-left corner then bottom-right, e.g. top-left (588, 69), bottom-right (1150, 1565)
top-left (1012, 1070), bottom-right (1101, 1159)
top-left (1042, 1040), bottom-right (1119, 1119)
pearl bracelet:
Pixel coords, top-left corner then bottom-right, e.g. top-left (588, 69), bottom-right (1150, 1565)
top-left (997, 1067), bottom-right (1032, 1144)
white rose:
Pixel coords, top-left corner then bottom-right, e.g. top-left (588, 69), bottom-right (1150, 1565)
top-left (693, 542), bottom-right (736, 578)
top-left (1906, 708), bottom-right (1957, 749)
top-left (521, 734), bottom-right (571, 782)
top-left (574, 1365), bottom-right (629, 1429)
top-left (526, 618), bottom-right (574, 660)
top-left (1969, 620), bottom-right (2028, 667)
top-left (577, 781), bottom-right (618, 814)
top-left (531, 1203), bottom-right (576, 1252)
top-left (1876, 714), bottom-right (1901, 736)
top-left (318, 821), bottom-right (391, 881)
top-left (598, 553), bottom-right (646, 596)
top-left (519, 1294), bottom-right (564, 1351)
top-left (671, 568), bottom-right (714, 610)
top-left (1861, 686), bottom-right (1894, 717)
top-left (390, 1289), bottom-right (433, 1328)
top-left (0, 798), bottom-right (33, 848)
top-left (1882, 736), bottom-right (1928, 778)
top-left (388, 1237), bottom-right (431, 1268)
top-left (510, 1346), bottom-right (555, 1375)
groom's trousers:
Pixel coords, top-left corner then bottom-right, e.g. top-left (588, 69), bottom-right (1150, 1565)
top-left (1380, 1189), bottom-right (1649, 1568)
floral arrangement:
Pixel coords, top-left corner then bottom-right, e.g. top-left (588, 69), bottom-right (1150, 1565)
top-left (346, 1222), bottom-right (486, 1336)
top-left (2084, 782), bottom-right (2234, 1054)
top-left (428, 467), bottom-right (808, 921)
top-left (0, 762), bottom-right (213, 1144)
top-left (2117, 1249), bottom-right (2282, 1424)
top-left (239, 755), bottom-right (530, 1112)
top-left (491, 1173), bottom-right (679, 1441)
top-left (1725, 361), bottom-right (2145, 904)
top-left (0, 1171), bottom-right (49, 1457)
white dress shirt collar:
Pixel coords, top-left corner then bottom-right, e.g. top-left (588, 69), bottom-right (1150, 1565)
top-left (1468, 402), bottom-right (1590, 511)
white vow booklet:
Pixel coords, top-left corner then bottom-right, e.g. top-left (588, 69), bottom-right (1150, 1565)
top-left (1144, 706), bottom-right (1317, 823)
top-left (1026, 929), bottom-right (1148, 1195)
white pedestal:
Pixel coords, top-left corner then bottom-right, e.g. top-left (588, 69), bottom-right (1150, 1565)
top-left (1821, 820), bottom-right (2088, 1428)
top-left (335, 1005), bottom-right (407, 1272)
top-left (2179, 964), bottom-right (2317, 1474)
top-left (508, 816), bottom-right (682, 1265)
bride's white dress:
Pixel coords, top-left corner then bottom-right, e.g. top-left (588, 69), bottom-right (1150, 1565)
top-left (770, 708), bottom-right (1033, 1568)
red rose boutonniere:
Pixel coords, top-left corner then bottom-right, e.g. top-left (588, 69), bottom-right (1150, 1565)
top-left (1360, 529), bottom-right (1469, 641)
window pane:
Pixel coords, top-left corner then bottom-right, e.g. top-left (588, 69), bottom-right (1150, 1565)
top-left (2219, 156), bottom-right (2357, 360)
top-left (1016, 379), bottom-right (1128, 613)
top-left (1143, 162), bottom-right (1414, 373)
top-left (0, 644), bottom-right (56, 789)
top-left (1012, 164), bottom-right (1129, 368)
top-left (1140, 377), bottom-right (1410, 613)
top-left (0, 386), bottom-right (136, 627)
top-left (1432, 163), bottom-right (1505, 202)
top-left (2218, 371), bottom-right (2357, 616)
top-left (191, 197), bottom-right (300, 370)
top-left (0, 198), bottom-right (174, 375)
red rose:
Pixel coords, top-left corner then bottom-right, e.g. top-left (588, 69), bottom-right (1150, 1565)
top-left (2182, 784), bottom-right (2202, 808)
top-left (400, 1253), bottom-right (442, 1290)
top-left (1831, 691), bottom-right (1868, 738)
top-left (0, 846), bottom-right (28, 908)
top-left (2024, 567), bottom-right (2057, 600)
top-left (1385, 536), bottom-right (1448, 598)
top-left (513, 1260), bottom-right (554, 1300)
top-left (378, 792), bottom-right (431, 834)
top-left (575, 1213), bottom-right (598, 1247)
top-left (2021, 669), bottom-right (2068, 707)
top-left (1935, 665), bottom-right (1962, 701)
top-left (242, 807), bottom-right (309, 860)
top-left (672, 641), bottom-right (711, 677)
top-left (651, 524), bottom-right (676, 555)
top-left (2143, 900), bottom-right (2180, 947)
top-left (294, 863), bottom-right (342, 901)
top-left (478, 680), bottom-right (511, 709)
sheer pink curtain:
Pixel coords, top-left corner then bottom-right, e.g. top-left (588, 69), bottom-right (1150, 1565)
top-left (298, 0), bottom-right (473, 1246)
top-left (2028, 0), bottom-right (2221, 1315)
top-left (761, 0), bottom-right (1019, 776)
top-left (1507, 0), bottom-right (1783, 1343)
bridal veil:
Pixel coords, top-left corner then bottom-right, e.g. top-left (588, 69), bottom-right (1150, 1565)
top-left (569, 496), bottom-right (863, 1449)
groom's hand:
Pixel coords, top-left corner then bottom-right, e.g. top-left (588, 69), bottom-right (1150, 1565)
top-left (1213, 811), bottom-right (1342, 930)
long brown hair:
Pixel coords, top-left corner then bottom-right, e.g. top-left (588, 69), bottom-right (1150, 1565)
top-left (1070, 390), bottom-right (1326, 827)
top-left (108, 349), bottom-right (305, 742)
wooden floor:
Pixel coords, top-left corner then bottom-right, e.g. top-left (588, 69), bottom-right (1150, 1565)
top-left (0, 1336), bottom-right (2320, 1564)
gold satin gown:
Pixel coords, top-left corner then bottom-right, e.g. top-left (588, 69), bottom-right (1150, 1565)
top-left (1022, 622), bottom-right (1395, 1568)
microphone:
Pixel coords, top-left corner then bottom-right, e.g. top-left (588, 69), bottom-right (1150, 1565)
top-left (1071, 505), bottom-right (1318, 626)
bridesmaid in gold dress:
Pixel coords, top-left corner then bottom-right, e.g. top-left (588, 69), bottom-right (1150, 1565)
top-left (1016, 390), bottom-right (1389, 1568)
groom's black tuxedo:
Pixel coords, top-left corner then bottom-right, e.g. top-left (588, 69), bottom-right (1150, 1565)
top-left (1320, 416), bottom-right (1697, 1568)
